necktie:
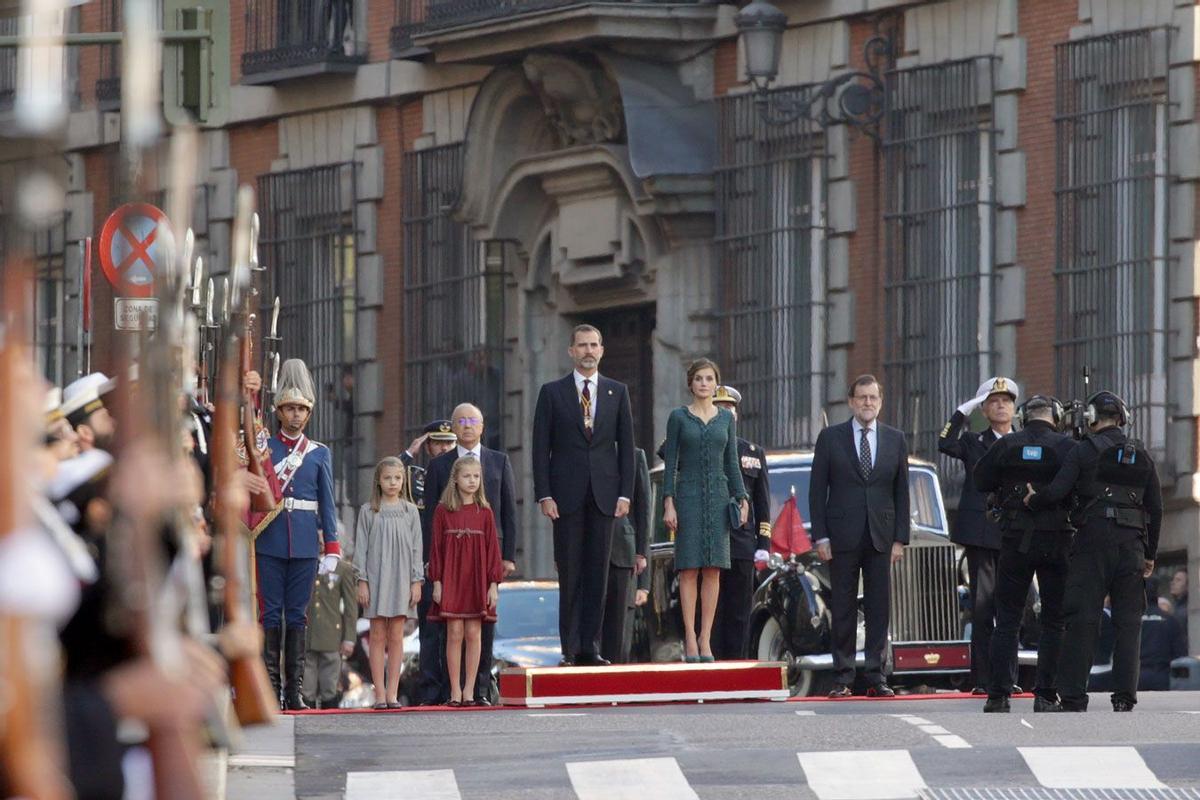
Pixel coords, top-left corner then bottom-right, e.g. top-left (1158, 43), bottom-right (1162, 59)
top-left (581, 379), bottom-right (593, 440)
top-left (859, 428), bottom-right (872, 478)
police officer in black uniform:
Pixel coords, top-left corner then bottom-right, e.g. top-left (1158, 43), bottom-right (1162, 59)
top-left (1024, 391), bottom-right (1162, 712)
top-left (711, 386), bottom-right (772, 660)
top-left (939, 376), bottom-right (1018, 694)
top-left (973, 394), bottom-right (1076, 712)
top-left (399, 419), bottom-right (457, 509)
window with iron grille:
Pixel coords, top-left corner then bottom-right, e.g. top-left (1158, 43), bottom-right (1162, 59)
top-left (0, 17), bottom-right (16, 111)
top-left (402, 144), bottom-right (506, 450)
top-left (258, 163), bottom-right (359, 506)
top-left (884, 58), bottom-right (996, 487)
top-left (96, 0), bottom-right (122, 108)
top-left (32, 216), bottom-right (73, 386)
top-left (714, 87), bottom-right (827, 450)
top-left (1055, 28), bottom-right (1170, 454)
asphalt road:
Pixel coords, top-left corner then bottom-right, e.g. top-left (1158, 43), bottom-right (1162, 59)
top-left (230, 692), bottom-right (1200, 800)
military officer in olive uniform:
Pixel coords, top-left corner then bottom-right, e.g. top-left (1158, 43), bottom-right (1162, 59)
top-left (938, 376), bottom-right (1018, 694)
top-left (302, 551), bottom-right (359, 708)
top-left (973, 394), bottom-right (1075, 712)
top-left (399, 420), bottom-right (458, 508)
top-left (1024, 391), bottom-right (1163, 712)
top-left (711, 386), bottom-right (772, 660)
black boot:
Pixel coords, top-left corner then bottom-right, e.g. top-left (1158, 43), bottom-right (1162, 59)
top-left (263, 627), bottom-right (283, 706)
top-left (283, 626), bottom-right (309, 711)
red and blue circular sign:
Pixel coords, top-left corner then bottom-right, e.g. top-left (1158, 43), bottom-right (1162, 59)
top-left (98, 202), bottom-right (172, 298)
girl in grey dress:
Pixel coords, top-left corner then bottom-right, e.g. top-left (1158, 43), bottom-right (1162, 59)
top-left (354, 456), bottom-right (424, 708)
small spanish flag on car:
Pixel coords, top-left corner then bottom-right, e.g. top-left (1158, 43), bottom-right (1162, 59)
top-left (771, 496), bottom-right (812, 557)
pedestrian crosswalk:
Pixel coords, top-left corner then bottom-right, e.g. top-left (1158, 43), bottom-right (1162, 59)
top-left (341, 747), bottom-right (1200, 800)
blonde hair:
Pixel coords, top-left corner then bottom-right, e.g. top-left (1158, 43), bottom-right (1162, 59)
top-left (370, 456), bottom-right (406, 512)
top-left (438, 456), bottom-right (491, 512)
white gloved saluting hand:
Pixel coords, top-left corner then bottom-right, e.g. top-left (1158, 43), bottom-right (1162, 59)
top-left (956, 393), bottom-right (985, 417)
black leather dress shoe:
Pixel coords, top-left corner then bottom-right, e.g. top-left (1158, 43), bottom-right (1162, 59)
top-left (828, 684), bottom-right (853, 698)
top-left (970, 686), bottom-right (988, 696)
top-left (1033, 696), bottom-right (1060, 713)
top-left (983, 696), bottom-right (1010, 713)
top-left (575, 653), bottom-right (611, 666)
top-left (1112, 699), bottom-right (1135, 712)
top-left (473, 696), bottom-right (493, 707)
top-left (558, 656), bottom-right (575, 667)
top-left (866, 683), bottom-right (895, 698)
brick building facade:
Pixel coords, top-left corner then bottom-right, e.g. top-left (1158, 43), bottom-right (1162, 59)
top-left (1, 0), bottom-right (1197, 643)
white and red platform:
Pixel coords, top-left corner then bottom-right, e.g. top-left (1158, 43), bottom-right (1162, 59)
top-left (498, 660), bottom-right (790, 708)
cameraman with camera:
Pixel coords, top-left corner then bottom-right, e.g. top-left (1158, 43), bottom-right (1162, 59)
top-left (1023, 391), bottom-right (1163, 712)
top-left (974, 395), bottom-right (1076, 713)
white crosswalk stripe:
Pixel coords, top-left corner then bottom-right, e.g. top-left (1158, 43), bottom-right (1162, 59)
top-left (799, 750), bottom-right (927, 800)
top-left (345, 769), bottom-right (462, 800)
top-left (566, 757), bottom-right (699, 800)
top-left (1018, 746), bottom-right (1167, 789)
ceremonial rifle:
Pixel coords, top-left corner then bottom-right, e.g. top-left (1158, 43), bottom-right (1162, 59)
top-left (0, 262), bottom-right (71, 800)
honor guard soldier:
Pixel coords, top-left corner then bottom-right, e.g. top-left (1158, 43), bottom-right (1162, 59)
top-left (1024, 391), bottom-right (1163, 712)
top-left (399, 420), bottom-right (458, 508)
top-left (258, 358), bottom-right (342, 710)
top-left (973, 395), bottom-right (1075, 712)
top-left (711, 385), bottom-right (773, 660)
top-left (939, 376), bottom-right (1018, 694)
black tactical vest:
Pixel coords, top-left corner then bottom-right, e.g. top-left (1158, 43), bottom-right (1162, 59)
top-left (996, 431), bottom-right (1071, 533)
top-left (1079, 435), bottom-right (1153, 533)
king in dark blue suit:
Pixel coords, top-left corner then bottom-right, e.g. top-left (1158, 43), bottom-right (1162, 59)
top-left (257, 358), bottom-right (342, 710)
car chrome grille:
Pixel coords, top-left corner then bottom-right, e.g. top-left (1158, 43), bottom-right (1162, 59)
top-left (889, 542), bottom-right (961, 642)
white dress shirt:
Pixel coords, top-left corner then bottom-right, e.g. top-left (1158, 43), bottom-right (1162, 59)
top-left (457, 444), bottom-right (482, 460)
top-left (852, 418), bottom-right (878, 470)
top-left (574, 370), bottom-right (600, 428)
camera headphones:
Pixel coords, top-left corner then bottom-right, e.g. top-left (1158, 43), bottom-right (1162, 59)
top-left (1085, 391), bottom-right (1130, 427)
top-left (1015, 394), bottom-right (1064, 428)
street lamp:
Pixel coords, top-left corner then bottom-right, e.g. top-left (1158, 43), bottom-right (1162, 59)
top-left (734, 0), bottom-right (787, 92)
top-left (734, 0), bottom-right (892, 137)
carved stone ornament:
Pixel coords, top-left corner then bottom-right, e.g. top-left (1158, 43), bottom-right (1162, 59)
top-left (522, 53), bottom-right (624, 147)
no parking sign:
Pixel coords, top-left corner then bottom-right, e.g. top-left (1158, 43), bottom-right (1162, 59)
top-left (98, 202), bottom-right (174, 329)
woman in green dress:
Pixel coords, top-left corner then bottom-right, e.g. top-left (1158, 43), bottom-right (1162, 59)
top-left (662, 358), bottom-right (749, 662)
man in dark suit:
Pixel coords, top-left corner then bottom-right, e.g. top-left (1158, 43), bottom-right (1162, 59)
top-left (418, 403), bottom-right (518, 704)
top-left (532, 323), bottom-right (635, 666)
top-left (601, 447), bottom-right (650, 664)
top-left (938, 376), bottom-right (1019, 694)
top-left (810, 374), bottom-right (910, 697)
top-left (712, 386), bottom-right (773, 660)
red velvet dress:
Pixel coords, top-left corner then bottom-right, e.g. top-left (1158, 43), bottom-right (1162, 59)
top-left (427, 503), bottom-right (504, 623)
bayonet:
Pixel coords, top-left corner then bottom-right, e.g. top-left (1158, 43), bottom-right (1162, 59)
top-left (269, 296), bottom-right (280, 340)
top-left (221, 277), bottom-right (230, 326)
top-left (205, 278), bottom-right (214, 327)
top-left (190, 255), bottom-right (204, 310)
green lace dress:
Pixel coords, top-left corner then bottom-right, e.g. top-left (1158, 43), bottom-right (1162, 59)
top-left (661, 406), bottom-right (747, 569)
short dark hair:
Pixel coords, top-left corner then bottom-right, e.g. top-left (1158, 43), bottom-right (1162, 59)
top-left (687, 358), bottom-right (721, 390)
top-left (849, 374), bottom-right (882, 398)
top-left (571, 324), bottom-right (603, 346)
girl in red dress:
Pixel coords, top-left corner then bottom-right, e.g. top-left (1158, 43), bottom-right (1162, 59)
top-left (428, 456), bottom-right (504, 706)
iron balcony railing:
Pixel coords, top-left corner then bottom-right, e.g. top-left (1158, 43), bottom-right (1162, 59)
top-left (243, 0), bottom-right (366, 80)
top-left (390, 0), bottom-right (425, 54)
top-left (96, 0), bottom-right (122, 108)
top-left (889, 541), bottom-right (962, 643)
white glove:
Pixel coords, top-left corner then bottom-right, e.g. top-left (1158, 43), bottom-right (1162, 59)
top-left (754, 549), bottom-right (770, 564)
top-left (956, 394), bottom-right (985, 416)
top-left (319, 553), bottom-right (340, 575)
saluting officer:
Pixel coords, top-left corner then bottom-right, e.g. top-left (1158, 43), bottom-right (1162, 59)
top-left (399, 420), bottom-right (458, 508)
top-left (939, 376), bottom-right (1017, 695)
top-left (258, 358), bottom-right (342, 710)
top-left (711, 386), bottom-right (772, 660)
top-left (1025, 391), bottom-right (1163, 712)
top-left (973, 395), bottom-right (1075, 712)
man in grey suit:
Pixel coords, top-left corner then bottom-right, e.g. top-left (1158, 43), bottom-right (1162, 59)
top-left (601, 447), bottom-right (651, 663)
top-left (810, 374), bottom-right (910, 698)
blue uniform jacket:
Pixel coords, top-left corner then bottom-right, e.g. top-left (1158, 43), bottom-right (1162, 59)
top-left (256, 433), bottom-right (340, 559)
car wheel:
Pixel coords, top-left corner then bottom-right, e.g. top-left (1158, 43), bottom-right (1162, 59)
top-left (756, 616), bottom-right (814, 697)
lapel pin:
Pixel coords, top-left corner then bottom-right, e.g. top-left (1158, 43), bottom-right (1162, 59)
top-left (607, 389), bottom-right (613, 395)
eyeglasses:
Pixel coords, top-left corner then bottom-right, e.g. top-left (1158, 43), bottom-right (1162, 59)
top-left (456, 417), bottom-right (481, 426)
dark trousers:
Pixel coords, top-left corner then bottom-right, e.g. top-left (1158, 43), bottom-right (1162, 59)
top-left (1057, 535), bottom-right (1146, 709)
top-left (553, 488), bottom-right (615, 658)
top-left (256, 554), bottom-right (318, 629)
top-left (474, 623), bottom-right (494, 701)
top-left (989, 534), bottom-right (1068, 700)
top-left (829, 527), bottom-right (891, 686)
top-left (965, 545), bottom-right (1000, 689)
top-left (713, 558), bottom-right (756, 660)
top-left (414, 595), bottom-right (446, 704)
top-left (601, 565), bottom-right (633, 663)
